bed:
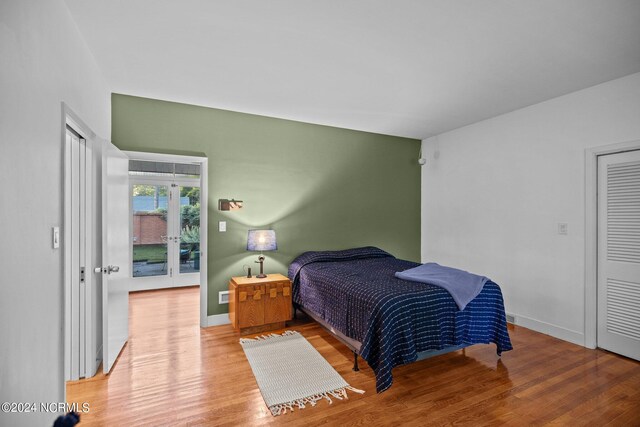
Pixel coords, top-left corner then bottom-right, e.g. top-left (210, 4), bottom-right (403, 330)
top-left (288, 246), bottom-right (513, 392)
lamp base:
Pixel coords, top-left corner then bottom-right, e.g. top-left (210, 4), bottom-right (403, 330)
top-left (255, 255), bottom-right (266, 278)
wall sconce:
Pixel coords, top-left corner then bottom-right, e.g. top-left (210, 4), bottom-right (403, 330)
top-left (218, 199), bottom-right (243, 211)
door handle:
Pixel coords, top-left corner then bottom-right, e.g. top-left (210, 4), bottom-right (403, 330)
top-left (95, 266), bottom-right (119, 274)
top-left (107, 265), bottom-right (120, 274)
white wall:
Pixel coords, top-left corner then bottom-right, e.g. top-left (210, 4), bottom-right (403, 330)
top-left (0, 1), bottom-right (110, 425)
top-left (421, 72), bottom-right (640, 346)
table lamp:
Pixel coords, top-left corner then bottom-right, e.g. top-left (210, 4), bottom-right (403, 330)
top-left (246, 229), bottom-right (277, 278)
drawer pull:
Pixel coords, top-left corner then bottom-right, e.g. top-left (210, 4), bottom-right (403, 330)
top-left (254, 289), bottom-right (261, 300)
top-left (283, 286), bottom-right (290, 296)
top-left (270, 288), bottom-right (277, 298)
top-left (239, 291), bottom-right (247, 302)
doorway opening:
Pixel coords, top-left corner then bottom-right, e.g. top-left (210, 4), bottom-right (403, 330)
top-left (125, 152), bottom-right (209, 328)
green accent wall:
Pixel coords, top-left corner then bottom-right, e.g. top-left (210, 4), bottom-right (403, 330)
top-left (112, 94), bottom-right (421, 316)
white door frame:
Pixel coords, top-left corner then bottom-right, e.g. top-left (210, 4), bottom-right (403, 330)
top-left (584, 138), bottom-right (640, 349)
top-left (62, 103), bottom-right (100, 380)
top-left (124, 151), bottom-right (209, 328)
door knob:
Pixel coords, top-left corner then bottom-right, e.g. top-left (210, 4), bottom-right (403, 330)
top-left (107, 265), bottom-right (120, 274)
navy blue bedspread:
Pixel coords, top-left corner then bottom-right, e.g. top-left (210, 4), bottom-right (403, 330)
top-left (288, 247), bottom-right (513, 392)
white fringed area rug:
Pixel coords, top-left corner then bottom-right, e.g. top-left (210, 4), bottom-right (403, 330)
top-left (240, 330), bottom-right (364, 416)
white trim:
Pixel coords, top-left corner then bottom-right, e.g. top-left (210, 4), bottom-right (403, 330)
top-left (200, 159), bottom-right (208, 328)
top-left (207, 314), bottom-right (231, 327)
top-left (123, 151), bottom-right (209, 328)
top-left (63, 123), bottom-right (72, 381)
top-left (512, 314), bottom-right (585, 346)
top-left (64, 103), bottom-right (96, 140)
top-left (584, 139), bottom-right (640, 349)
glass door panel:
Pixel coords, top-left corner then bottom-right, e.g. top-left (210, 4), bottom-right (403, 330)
top-left (179, 186), bottom-right (200, 274)
top-left (132, 184), bottom-right (169, 277)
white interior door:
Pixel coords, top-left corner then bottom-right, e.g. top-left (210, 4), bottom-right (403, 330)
top-left (102, 141), bottom-right (131, 373)
top-left (597, 150), bottom-right (640, 361)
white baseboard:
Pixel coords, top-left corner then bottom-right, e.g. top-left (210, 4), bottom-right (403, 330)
top-left (512, 314), bottom-right (584, 346)
top-left (207, 313), bottom-right (231, 327)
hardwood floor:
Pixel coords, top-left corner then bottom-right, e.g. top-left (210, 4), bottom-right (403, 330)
top-left (67, 286), bottom-right (640, 426)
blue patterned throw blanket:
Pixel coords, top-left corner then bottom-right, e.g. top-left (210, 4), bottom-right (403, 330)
top-left (288, 247), bottom-right (513, 392)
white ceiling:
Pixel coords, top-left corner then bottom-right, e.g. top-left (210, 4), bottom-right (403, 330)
top-left (65, 0), bottom-right (640, 139)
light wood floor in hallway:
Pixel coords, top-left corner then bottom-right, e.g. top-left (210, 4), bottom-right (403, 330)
top-left (67, 286), bottom-right (640, 426)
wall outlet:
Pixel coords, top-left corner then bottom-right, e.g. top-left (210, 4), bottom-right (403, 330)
top-left (558, 223), bottom-right (568, 235)
top-left (218, 221), bottom-right (226, 232)
top-left (506, 313), bottom-right (515, 324)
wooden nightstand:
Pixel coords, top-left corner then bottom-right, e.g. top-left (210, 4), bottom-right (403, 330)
top-left (228, 273), bottom-right (292, 335)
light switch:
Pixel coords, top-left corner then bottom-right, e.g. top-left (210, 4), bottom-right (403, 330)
top-left (558, 223), bottom-right (568, 235)
top-left (219, 221), bottom-right (227, 232)
top-left (52, 226), bottom-right (60, 248)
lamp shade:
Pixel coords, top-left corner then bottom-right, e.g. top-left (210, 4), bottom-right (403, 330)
top-left (246, 229), bottom-right (277, 252)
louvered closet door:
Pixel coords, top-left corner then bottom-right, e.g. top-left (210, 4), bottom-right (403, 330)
top-left (597, 150), bottom-right (640, 361)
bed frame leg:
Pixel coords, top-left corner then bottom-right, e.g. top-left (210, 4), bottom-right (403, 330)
top-left (353, 352), bottom-right (360, 372)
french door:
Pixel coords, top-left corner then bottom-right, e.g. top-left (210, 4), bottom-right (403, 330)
top-left (131, 178), bottom-right (201, 287)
